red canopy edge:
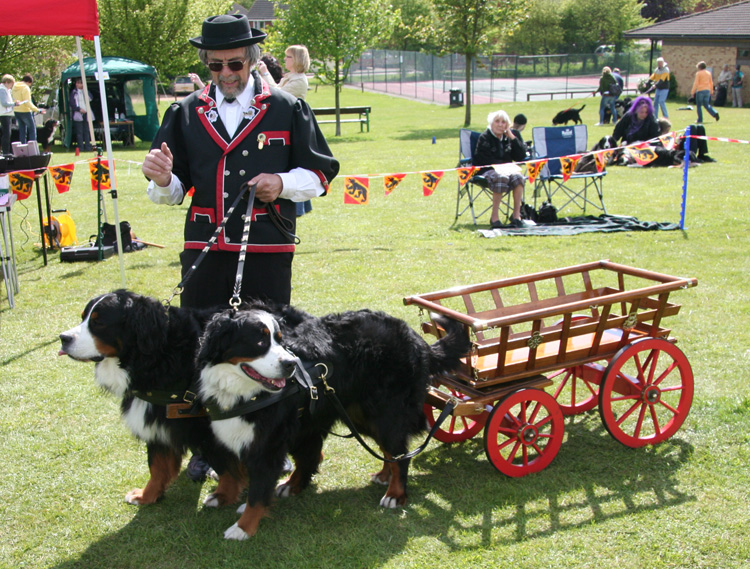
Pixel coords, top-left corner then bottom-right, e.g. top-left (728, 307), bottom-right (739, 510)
top-left (0, 0), bottom-right (99, 37)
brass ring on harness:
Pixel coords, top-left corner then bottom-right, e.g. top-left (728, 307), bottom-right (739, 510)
top-left (316, 363), bottom-right (334, 393)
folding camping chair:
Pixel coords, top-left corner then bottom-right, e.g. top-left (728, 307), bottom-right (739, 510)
top-left (454, 129), bottom-right (512, 225)
top-left (531, 125), bottom-right (607, 215)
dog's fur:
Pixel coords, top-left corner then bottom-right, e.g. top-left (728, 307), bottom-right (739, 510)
top-left (602, 97), bottom-right (632, 125)
top-left (196, 302), bottom-right (472, 540)
top-left (574, 135), bottom-right (619, 173)
top-left (59, 290), bottom-right (245, 507)
top-left (552, 105), bottom-right (585, 125)
top-left (37, 119), bottom-right (59, 152)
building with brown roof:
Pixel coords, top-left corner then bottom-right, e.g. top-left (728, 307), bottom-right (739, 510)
top-left (625, 0), bottom-right (750, 100)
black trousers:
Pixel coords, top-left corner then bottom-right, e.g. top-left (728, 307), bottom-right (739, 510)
top-left (178, 249), bottom-right (293, 309)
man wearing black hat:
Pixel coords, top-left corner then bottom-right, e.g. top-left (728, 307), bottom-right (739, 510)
top-left (143, 14), bottom-right (338, 309)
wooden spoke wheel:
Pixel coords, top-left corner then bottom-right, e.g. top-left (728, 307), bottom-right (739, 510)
top-left (483, 388), bottom-right (565, 477)
top-left (550, 365), bottom-right (601, 416)
top-left (599, 338), bottom-right (693, 448)
top-left (424, 386), bottom-right (488, 443)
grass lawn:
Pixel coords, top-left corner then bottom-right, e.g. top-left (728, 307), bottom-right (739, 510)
top-left (1, 84), bottom-right (749, 569)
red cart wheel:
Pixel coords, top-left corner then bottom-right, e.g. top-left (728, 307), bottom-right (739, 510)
top-left (424, 386), bottom-right (488, 443)
top-left (550, 365), bottom-right (600, 416)
top-left (599, 337), bottom-right (693, 448)
top-left (483, 388), bottom-right (565, 477)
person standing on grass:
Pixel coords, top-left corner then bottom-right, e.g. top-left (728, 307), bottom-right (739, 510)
top-left (594, 66), bottom-right (618, 126)
top-left (732, 65), bottom-right (744, 108)
top-left (0, 74), bottom-right (20, 156)
top-left (691, 61), bottom-right (720, 124)
top-left (649, 57), bottom-right (671, 118)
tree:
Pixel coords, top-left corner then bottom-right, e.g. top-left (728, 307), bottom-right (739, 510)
top-left (0, 35), bottom-right (78, 97)
top-left (640, 0), bottom-right (696, 21)
top-left (432, 0), bottom-right (529, 127)
top-left (504, 0), bottom-right (565, 56)
top-left (98, 0), bottom-right (233, 79)
top-left (270, 0), bottom-right (397, 136)
top-left (382, 0), bottom-right (439, 52)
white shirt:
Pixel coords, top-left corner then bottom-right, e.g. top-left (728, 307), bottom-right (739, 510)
top-left (147, 76), bottom-right (324, 205)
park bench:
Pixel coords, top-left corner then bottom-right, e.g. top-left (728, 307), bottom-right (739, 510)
top-left (312, 106), bottom-right (371, 132)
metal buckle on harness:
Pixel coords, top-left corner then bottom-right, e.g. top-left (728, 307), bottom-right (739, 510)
top-left (183, 390), bottom-right (197, 404)
top-left (309, 385), bottom-right (319, 400)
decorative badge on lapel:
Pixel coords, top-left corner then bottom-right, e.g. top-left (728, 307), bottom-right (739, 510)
top-left (206, 108), bottom-right (219, 123)
top-left (243, 106), bottom-right (259, 122)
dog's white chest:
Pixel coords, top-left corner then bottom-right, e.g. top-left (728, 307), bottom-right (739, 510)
top-left (123, 398), bottom-right (170, 445)
top-left (212, 418), bottom-right (255, 457)
top-left (95, 358), bottom-right (130, 397)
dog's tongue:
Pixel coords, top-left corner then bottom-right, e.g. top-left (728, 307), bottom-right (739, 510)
top-left (240, 363), bottom-right (286, 390)
top-left (58, 350), bottom-right (67, 356)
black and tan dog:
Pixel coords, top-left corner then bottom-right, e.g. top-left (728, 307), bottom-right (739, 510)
top-left (196, 302), bottom-right (471, 540)
top-left (552, 104), bottom-right (585, 125)
top-left (59, 290), bottom-right (245, 507)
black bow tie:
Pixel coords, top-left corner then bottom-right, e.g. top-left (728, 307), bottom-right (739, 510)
top-left (224, 97), bottom-right (236, 104)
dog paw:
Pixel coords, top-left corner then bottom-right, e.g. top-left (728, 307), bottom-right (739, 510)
top-left (124, 489), bottom-right (145, 505)
top-left (370, 472), bottom-right (390, 486)
top-left (275, 483), bottom-right (294, 498)
top-left (224, 523), bottom-right (250, 541)
top-left (236, 502), bottom-right (246, 514)
top-left (203, 493), bottom-right (220, 508)
top-left (379, 494), bottom-right (401, 509)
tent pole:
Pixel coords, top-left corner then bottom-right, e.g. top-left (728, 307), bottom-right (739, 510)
top-left (93, 35), bottom-right (126, 288)
top-left (75, 37), bottom-right (109, 224)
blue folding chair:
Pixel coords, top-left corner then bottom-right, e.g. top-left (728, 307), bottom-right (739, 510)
top-left (455, 129), bottom-right (512, 225)
top-left (532, 125), bottom-right (606, 215)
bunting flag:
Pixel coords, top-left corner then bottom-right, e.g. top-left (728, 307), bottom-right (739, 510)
top-left (343, 176), bottom-right (369, 204)
top-left (9, 170), bottom-right (35, 201)
top-left (626, 146), bottom-right (658, 166)
top-left (456, 166), bottom-right (476, 187)
top-left (594, 150), bottom-right (614, 173)
top-left (560, 155), bottom-right (581, 182)
top-left (49, 163), bottom-right (75, 194)
top-left (659, 133), bottom-right (676, 151)
top-left (384, 173), bottom-right (406, 196)
top-left (89, 159), bottom-right (111, 191)
top-left (421, 171), bottom-right (443, 196)
top-left (525, 159), bottom-right (547, 184)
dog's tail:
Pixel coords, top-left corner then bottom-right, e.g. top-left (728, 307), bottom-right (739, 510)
top-left (427, 315), bottom-right (472, 378)
top-left (577, 105), bottom-right (586, 111)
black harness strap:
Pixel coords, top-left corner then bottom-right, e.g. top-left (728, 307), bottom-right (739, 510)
top-left (202, 359), bottom-right (331, 421)
top-left (323, 387), bottom-right (456, 464)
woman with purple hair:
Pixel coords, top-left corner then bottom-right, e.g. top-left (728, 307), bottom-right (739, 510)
top-left (612, 95), bottom-right (660, 145)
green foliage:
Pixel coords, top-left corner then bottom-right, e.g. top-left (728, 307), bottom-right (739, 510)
top-left (271, 0), bottom-right (397, 135)
top-left (505, 0), bottom-right (565, 55)
top-left (98, 0), bottom-right (233, 78)
top-left (380, 0), bottom-right (438, 52)
top-left (0, 35), bottom-right (81, 90)
top-left (431, 0), bottom-right (529, 126)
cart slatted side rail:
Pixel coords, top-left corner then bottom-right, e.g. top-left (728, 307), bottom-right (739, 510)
top-left (406, 260), bottom-right (697, 391)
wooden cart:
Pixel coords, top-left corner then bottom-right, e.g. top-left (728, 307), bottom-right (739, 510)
top-left (403, 260), bottom-right (697, 477)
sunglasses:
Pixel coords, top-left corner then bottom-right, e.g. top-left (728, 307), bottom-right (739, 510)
top-left (206, 59), bottom-right (247, 72)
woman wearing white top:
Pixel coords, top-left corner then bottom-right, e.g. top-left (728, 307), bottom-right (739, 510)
top-left (258, 45), bottom-right (314, 215)
top-left (1, 74), bottom-right (20, 156)
top-left (257, 45), bottom-right (309, 100)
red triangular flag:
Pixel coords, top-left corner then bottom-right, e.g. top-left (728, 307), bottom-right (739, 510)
top-left (560, 155), bottom-right (581, 182)
top-left (49, 163), bottom-right (75, 193)
top-left (525, 159), bottom-right (547, 184)
top-left (9, 170), bottom-right (35, 201)
top-left (456, 166), bottom-right (476, 187)
top-left (421, 171), bottom-right (444, 196)
top-left (89, 159), bottom-right (111, 191)
top-left (343, 176), bottom-right (369, 204)
top-left (384, 173), bottom-right (406, 196)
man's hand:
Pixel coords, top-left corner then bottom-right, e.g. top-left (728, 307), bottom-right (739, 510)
top-left (142, 142), bottom-right (174, 187)
top-left (249, 173), bottom-right (283, 203)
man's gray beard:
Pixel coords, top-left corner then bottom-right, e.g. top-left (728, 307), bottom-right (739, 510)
top-left (217, 76), bottom-right (248, 99)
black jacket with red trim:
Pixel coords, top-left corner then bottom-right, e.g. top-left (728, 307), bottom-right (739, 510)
top-left (151, 72), bottom-right (338, 253)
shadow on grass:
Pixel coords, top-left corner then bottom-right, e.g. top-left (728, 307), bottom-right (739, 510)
top-left (48, 412), bottom-right (694, 568)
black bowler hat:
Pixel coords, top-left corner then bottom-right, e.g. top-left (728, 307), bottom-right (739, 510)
top-left (189, 14), bottom-right (266, 50)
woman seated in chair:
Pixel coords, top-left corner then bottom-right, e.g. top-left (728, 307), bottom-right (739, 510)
top-left (474, 109), bottom-right (529, 229)
top-left (612, 95), bottom-right (660, 145)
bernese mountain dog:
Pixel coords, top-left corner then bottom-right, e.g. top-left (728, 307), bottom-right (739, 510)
top-left (58, 290), bottom-right (245, 507)
top-left (196, 302), bottom-right (471, 540)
